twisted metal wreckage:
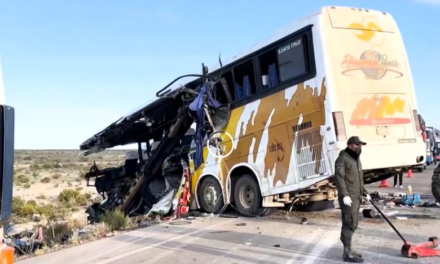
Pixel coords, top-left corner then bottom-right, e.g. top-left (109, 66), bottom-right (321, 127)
top-left (79, 62), bottom-right (233, 223)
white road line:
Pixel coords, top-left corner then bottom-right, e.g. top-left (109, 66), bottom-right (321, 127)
top-left (301, 229), bottom-right (339, 264)
top-left (92, 219), bottom-right (235, 264)
top-left (73, 230), bottom-right (178, 264)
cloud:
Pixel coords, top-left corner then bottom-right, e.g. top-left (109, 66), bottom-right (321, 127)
top-left (414, 0), bottom-right (440, 6)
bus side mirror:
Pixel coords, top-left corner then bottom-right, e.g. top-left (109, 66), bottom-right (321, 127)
top-left (0, 105), bottom-right (14, 222)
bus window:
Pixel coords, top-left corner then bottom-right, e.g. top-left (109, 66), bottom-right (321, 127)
top-left (213, 71), bottom-right (234, 104)
top-left (233, 60), bottom-right (256, 101)
top-left (259, 49), bottom-right (279, 90)
top-left (277, 35), bottom-right (308, 82)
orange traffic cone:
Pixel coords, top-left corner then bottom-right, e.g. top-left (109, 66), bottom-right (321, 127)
top-left (379, 179), bottom-right (389, 188)
top-left (0, 245), bottom-right (14, 264)
top-left (407, 169), bottom-right (413, 178)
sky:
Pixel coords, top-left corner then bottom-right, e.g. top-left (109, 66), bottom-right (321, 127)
top-left (0, 0), bottom-right (439, 149)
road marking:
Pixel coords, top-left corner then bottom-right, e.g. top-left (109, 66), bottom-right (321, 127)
top-left (73, 230), bottom-right (178, 264)
top-left (92, 219), bottom-right (235, 264)
top-left (301, 229), bottom-right (339, 264)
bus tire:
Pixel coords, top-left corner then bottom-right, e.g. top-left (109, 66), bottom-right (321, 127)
top-left (198, 177), bottom-right (224, 214)
top-left (233, 174), bottom-right (264, 216)
top-left (261, 207), bottom-right (277, 216)
top-left (417, 167), bottom-right (423, 173)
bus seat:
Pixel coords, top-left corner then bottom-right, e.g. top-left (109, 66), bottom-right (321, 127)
top-left (268, 63), bottom-right (279, 89)
top-left (234, 83), bottom-right (244, 100)
top-left (243, 75), bottom-right (251, 97)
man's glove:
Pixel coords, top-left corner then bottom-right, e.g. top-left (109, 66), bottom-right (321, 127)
top-left (365, 194), bottom-right (371, 201)
top-left (343, 196), bottom-right (352, 207)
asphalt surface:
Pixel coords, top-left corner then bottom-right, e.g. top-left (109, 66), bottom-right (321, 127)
top-left (367, 163), bottom-right (437, 196)
top-left (19, 167), bottom-right (440, 264)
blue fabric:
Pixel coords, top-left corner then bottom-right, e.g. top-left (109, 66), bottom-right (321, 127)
top-left (235, 83), bottom-right (244, 100)
top-left (189, 85), bottom-right (207, 170)
top-left (243, 75), bottom-right (251, 97)
top-left (268, 63), bottom-right (279, 89)
top-left (189, 82), bottom-right (225, 169)
top-left (402, 194), bottom-right (421, 205)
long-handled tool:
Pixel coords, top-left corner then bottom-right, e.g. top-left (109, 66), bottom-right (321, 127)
top-left (370, 200), bottom-right (440, 259)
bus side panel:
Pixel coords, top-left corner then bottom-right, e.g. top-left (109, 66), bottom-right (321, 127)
top-left (0, 105), bottom-right (14, 222)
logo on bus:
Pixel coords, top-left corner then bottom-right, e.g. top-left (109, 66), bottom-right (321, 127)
top-left (348, 17), bottom-right (385, 46)
top-left (350, 95), bottom-right (411, 126)
top-left (341, 50), bottom-right (403, 80)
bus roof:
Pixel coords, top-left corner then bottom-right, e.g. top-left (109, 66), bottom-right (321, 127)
top-left (79, 5), bottom-right (390, 152)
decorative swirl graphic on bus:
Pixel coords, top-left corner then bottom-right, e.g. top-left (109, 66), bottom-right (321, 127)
top-left (350, 95), bottom-right (411, 126)
top-left (341, 50), bottom-right (403, 80)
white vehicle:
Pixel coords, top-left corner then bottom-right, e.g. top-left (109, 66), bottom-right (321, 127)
top-left (80, 6), bottom-right (426, 216)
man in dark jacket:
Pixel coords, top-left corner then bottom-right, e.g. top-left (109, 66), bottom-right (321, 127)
top-left (334, 136), bottom-right (371, 263)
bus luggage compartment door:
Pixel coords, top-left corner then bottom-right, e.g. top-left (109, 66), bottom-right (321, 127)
top-left (0, 105), bottom-right (14, 222)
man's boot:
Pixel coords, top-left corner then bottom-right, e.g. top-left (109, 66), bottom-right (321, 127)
top-left (349, 247), bottom-right (363, 259)
top-left (343, 246), bottom-right (364, 263)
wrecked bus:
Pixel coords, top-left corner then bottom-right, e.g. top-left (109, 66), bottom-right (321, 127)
top-left (79, 6), bottom-right (426, 219)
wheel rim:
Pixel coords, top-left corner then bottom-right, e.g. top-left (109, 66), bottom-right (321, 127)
top-left (203, 185), bottom-right (218, 207)
top-left (239, 183), bottom-right (254, 209)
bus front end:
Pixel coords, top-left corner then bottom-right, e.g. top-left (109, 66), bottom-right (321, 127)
top-left (321, 6), bottom-right (426, 183)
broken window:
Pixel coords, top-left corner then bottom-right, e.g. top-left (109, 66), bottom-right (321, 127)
top-left (233, 60), bottom-right (256, 101)
top-left (213, 71), bottom-right (234, 104)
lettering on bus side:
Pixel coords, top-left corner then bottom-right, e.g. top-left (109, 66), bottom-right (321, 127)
top-left (269, 142), bottom-right (284, 152)
top-left (277, 39), bottom-right (302, 55)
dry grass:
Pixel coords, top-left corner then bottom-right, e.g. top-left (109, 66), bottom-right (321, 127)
top-left (11, 150), bottom-right (134, 260)
top-left (12, 149), bottom-right (128, 223)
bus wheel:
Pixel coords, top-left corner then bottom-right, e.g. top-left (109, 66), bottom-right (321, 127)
top-left (261, 207), bottom-right (277, 216)
top-left (234, 174), bottom-right (264, 216)
top-left (198, 177), bottom-right (224, 214)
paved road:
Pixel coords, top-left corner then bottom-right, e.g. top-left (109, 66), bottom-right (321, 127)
top-left (367, 164), bottom-right (437, 197)
top-left (19, 167), bottom-right (440, 264)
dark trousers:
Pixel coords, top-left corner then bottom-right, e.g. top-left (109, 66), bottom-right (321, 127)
top-left (394, 172), bottom-right (403, 186)
top-left (338, 196), bottom-right (361, 247)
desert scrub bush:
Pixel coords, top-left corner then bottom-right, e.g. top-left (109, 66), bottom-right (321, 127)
top-left (67, 181), bottom-right (73, 187)
top-left (12, 197), bottom-right (55, 219)
top-left (37, 194), bottom-right (46, 199)
top-left (76, 195), bottom-right (88, 206)
top-left (41, 163), bottom-right (53, 169)
top-left (23, 156), bottom-right (32, 161)
top-left (32, 171), bottom-right (39, 177)
top-left (37, 204), bottom-right (56, 219)
top-left (75, 187), bottom-right (83, 191)
top-left (41, 177), bottom-right (51, 183)
top-left (52, 173), bottom-right (61, 180)
top-left (59, 189), bottom-right (88, 206)
top-left (99, 210), bottom-right (129, 231)
top-left (42, 222), bottom-right (73, 247)
top-left (23, 183), bottom-right (31, 188)
top-left (12, 197), bottom-right (37, 218)
top-left (59, 189), bottom-right (80, 203)
top-left (16, 175), bottom-right (30, 184)
top-left (30, 163), bottom-right (41, 170)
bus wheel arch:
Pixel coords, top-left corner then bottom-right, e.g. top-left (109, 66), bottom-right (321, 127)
top-left (196, 174), bottom-right (225, 214)
top-left (228, 165), bottom-right (265, 216)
